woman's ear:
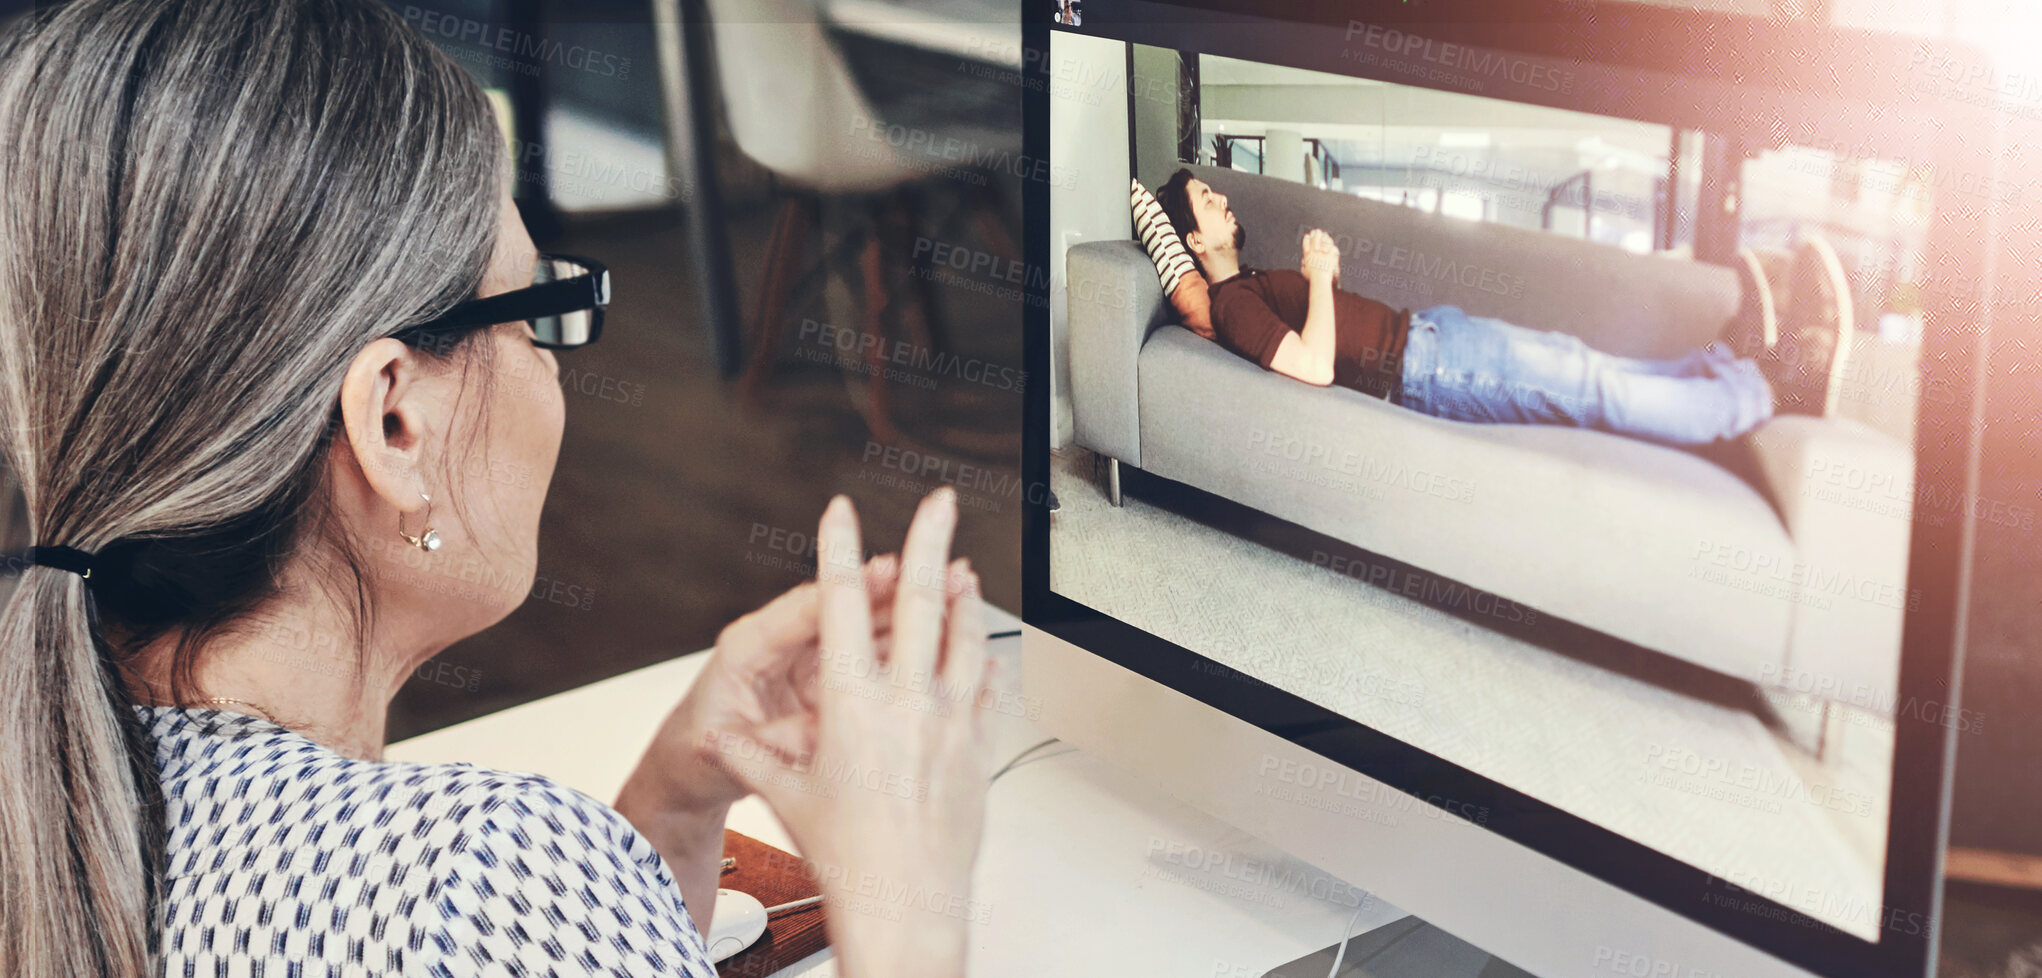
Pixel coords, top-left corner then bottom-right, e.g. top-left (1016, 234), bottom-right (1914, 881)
top-left (336, 336), bottom-right (445, 515)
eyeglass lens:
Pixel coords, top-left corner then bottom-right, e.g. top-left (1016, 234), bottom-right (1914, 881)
top-left (532, 256), bottom-right (598, 347)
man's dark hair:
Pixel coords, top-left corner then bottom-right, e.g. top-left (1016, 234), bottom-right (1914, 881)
top-left (1156, 168), bottom-right (1201, 264)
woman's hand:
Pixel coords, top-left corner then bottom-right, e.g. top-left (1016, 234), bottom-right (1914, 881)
top-left (708, 488), bottom-right (990, 978)
top-left (627, 552), bottom-right (905, 818)
top-left (615, 543), bottom-right (906, 938)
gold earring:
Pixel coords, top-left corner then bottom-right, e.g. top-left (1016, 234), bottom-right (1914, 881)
top-left (397, 490), bottom-right (441, 552)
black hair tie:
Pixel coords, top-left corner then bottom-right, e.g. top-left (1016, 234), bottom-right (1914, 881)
top-left (26, 545), bottom-right (97, 579)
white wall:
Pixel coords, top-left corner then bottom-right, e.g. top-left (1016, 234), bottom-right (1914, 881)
top-left (1048, 32), bottom-right (1130, 452)
top-left (1129, 45), bottom-right (1183, 191)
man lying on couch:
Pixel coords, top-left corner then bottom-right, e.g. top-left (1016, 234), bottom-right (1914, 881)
top-left (1153, 168), bottom-right (1853, 448)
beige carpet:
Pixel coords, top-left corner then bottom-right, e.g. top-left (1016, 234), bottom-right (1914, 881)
top-left (1049, 446), bottom-right (1894, 940)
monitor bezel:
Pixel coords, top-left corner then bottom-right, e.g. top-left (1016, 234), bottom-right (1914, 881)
top-left (1024, 3), bottom-right (1999, 977)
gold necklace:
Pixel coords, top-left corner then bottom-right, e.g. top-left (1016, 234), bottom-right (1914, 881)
top-left (195, 696), bottom-right (279, 725)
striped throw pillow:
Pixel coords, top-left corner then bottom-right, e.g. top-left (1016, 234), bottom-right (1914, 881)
top-left (1131, 178), bottom-right (1197, 295)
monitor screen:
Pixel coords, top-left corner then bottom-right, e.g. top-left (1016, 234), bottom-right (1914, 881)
top-left (1028, 3), bottom-right (1995, 976)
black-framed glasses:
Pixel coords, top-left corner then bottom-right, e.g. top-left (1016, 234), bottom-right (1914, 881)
top-left (399, 253), bottom-right (609, 350)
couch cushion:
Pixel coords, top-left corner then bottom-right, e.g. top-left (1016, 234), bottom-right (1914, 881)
top-left (1183, 164), bottom-right (1738, 361)
top-left (1136, 327), bottom-right (1796, 683)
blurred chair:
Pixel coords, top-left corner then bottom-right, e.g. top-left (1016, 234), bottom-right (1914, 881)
top-left (704, 0), bottom-right (926, 436)
top-left (653, 0), bottom-right (1020, 457)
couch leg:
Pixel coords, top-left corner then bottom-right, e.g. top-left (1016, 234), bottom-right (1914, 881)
top-left (1108, 458), bottom-right (1122, 507)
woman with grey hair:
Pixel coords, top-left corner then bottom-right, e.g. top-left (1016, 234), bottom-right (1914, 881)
top-left (0, 1), bottom-right (991, 976)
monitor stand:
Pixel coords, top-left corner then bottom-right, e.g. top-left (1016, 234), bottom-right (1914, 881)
top-left (1265, 916), bottom-right (1537, 977)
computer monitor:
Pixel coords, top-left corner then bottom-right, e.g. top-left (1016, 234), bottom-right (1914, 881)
top-left (1024, 2), bottom-right (2008, 975)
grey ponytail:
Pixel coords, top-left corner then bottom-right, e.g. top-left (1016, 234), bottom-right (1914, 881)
top-left (0, 1), bottom-right (507, 974)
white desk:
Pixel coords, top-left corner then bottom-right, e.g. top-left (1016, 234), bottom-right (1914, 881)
top-left (388, 605), bottom-right (1403, 976)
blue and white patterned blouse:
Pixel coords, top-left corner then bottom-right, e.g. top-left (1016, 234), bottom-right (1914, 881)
top-left (144, 706), bottom-right (718, 977)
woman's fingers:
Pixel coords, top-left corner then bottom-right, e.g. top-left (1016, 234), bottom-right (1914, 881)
top-left (938, 561), bottom-right (982, 684)
top-left (866, 552), bottom-right (901, 593)
top-left (734, 711), bottom-right (817, 767)
top-left (703, 717), bottom-right (816, 815)
top-left (886, 487), bottom-right (959, 679)
top-left (863, 554), bottom-right (902, 635)
top-left (735, 553), bottom-right (900, 657)
top-left (941, 562), bottom-right (987, 711)
top-left (790, 552), bottom-right (901, 715)
top-left (815, 495), bottom-right (877, 681)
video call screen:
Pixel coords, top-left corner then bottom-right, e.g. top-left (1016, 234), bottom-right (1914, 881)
top-left (1044, 28), bottom-right (1978, 942)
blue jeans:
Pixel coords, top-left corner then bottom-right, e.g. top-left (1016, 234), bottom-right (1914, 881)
top-left (1397, 305), bottom-right (1774, 447)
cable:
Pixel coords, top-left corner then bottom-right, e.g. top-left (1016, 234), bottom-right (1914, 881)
top-left (1325, 898), bottom-right (1371, 978)
top-left (986, 737), bottom-right (1065, 785)
top-left (764, 895), bottom-right (823, 916)
top-left (996, 745), bottom-right (1078, 784)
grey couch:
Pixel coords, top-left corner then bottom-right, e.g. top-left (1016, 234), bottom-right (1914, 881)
top-left (1067, 164), bottom-right (1911, 711)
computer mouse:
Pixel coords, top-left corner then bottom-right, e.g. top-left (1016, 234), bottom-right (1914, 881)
top-left (707, 888), bottom-right (769, 963)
